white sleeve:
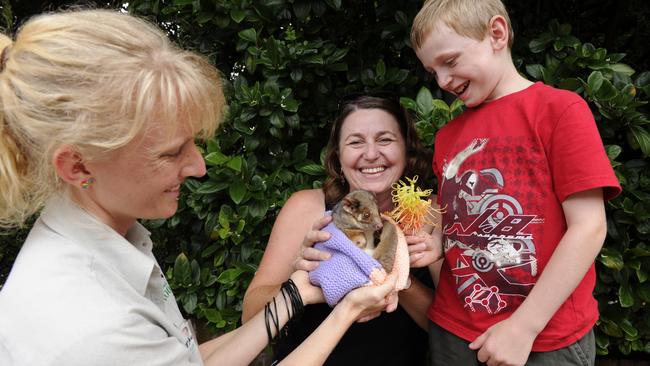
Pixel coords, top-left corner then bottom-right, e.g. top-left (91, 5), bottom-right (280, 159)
top-left (51, 313), bottom-right (203, 366)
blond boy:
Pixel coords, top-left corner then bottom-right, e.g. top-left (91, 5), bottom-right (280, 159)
top-left (411, 1), bottom-right (621, 365)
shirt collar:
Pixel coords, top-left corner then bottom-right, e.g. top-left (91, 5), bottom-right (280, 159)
top-left (39, 194), bottom-right (155, 296)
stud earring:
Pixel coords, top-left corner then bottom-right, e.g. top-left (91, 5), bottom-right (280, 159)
top-left (80, 177), bottom-right (95, 190)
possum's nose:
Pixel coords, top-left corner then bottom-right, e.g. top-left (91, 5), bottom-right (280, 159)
top-left (374, 221), bottom-right (383, 230)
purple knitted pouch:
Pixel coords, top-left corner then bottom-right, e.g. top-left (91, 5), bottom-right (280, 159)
top-left (308, 216), bottom-right (385, 307)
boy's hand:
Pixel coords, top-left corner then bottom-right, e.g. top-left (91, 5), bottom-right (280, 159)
top-left (406, 232), bottom-right (442, 267)
top-left (468, 318), bottom-right (536, 366)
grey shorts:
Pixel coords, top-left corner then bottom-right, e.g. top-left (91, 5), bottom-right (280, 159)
top-left (429, 321), bottom-right (595, 366)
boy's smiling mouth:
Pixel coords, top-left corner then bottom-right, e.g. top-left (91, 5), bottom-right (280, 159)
top-left (454, 81), bottom-right (470, 96)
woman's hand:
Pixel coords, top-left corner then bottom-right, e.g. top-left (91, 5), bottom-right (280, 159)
top-left (293, 215), bottom-right (332, 272)
top-left (406, 231), bottom-right (443, 268)
top-left (289, 270), bottom-right (325, 305)
top-left (339, 272), bottom-right (398, 321)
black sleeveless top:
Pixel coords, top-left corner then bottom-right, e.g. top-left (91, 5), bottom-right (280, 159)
top-left (272, 267), bottom-right (433, 365)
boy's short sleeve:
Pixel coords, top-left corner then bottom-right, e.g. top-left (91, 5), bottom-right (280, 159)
top-left (548, 99), bottom-right (621, 202)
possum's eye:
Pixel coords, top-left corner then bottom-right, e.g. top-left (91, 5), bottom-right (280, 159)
top-left (362, 212), bottom-right (370, 220)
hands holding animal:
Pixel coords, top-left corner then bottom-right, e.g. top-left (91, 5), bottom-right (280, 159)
top-left (293, 214), bottom-right (399, 320)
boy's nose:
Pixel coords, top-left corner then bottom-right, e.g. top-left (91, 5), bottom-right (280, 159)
top-left (437, 71), bottom-right (452, 89)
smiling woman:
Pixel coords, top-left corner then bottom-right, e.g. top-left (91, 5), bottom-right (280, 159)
top-left (242, 94), bottom-right (441, 366)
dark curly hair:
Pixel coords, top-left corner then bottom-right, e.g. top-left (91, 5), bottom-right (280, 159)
top-left (322, 94), bottom-right (433, 206)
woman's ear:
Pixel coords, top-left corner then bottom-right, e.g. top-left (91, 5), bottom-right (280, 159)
top-left (52, 145), bottom-right (92, 188)
top-left (488, 15), bottom-right (510, 51)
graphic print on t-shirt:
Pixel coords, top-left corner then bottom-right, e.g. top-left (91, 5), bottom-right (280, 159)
top-left (440, 138), bottom-right (543, 314)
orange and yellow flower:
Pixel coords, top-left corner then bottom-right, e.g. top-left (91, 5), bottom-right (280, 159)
top-left (388, 176), bottom-right (439, 234)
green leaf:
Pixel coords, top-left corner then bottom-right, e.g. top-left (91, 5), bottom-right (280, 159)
top-left (619, 319), bottom-right (638, 337)
top-left (558, 77), bottom-right (583, 92)
top-left (238, 28), bottom-right (257, 43)
top-left (205, 151), bottom-right (229, 166)
top-left (201, 244), bottom-right (218, 259)
top-left (290, 69), bottom-right (303, 82)
top-left (269, 112), bottom-right (285, 128)
top-left (619, 284), bottom-right (634, 307)
top-left (609, 63), bottom-right (635, 76)
top-left (638, 282), bottom-right (650, 302)
top-left (328, 48), bottom-right (348, 63)
top-left (203, 309), bottom-right (223, 323)
top-left (216, 268), bottom-right (244, 284)
top-left (229, 183), bottom-right (246, 204)
top-left (416, 87), bottom-right (434, 116)
top-left (629, 125), bottom-right (650, 157)
top-left (293, 2), bottom-right (311, 20)
top-left (191, 259), bottom-right (201, 284)
top-left (196, 181), bottom-right (229, 194)
top-left (376, 59), bottom-right (386, 78)
top-left (599, 319), bottom-right (624, 337)
top-left (327, 0), bottom-right (342, 9)
top-left (587, 71), bottom-right (604, 94)
top-left (281, 99), bottom-right (299, 113)
top-left (303, 54), bottom-right (324, 65)
top-left (226, 156), bottom-right (243, 172)
top-left (595, 79), bottom-right (618, 100)
top-left (400, 97), bottom-right (417, 111)
top-left (395, 11), bottom-right (408, 26)
top-left (526, 64), bottom-right (545, 80)
top-left (605, 145), bottom-right (622, 161)
top-left (297, 163), bottom-right (325, 176)
top-left (599, 247), bottom-right (624, 270)
top-left (173, 253), bottom-right (191, 285)
top-left (249, 199), bottom-right (269, 218)
top-left (595, 332), bottom-right (610, 349)
top-left (196, 12), bottom-right (214, 24)
top-left (230, 9), bottom-right (245, 23)
top-left (293, 143), bottom-right (308, 161)
top-left (636, 268), bottom-right (648, 283)
top-left (581, 43), bottom-right (596, 57)
top-left (183, 293), bottom-right (197, 313)
top-left (449, 98), bottom-right (465, 113)
top-left (432, 99), bottom-right (451, 112)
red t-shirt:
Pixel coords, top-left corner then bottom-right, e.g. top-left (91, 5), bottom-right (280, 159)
top-left (428, 82), bottom-right (621, 351)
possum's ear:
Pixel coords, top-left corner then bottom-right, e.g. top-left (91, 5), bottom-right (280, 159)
top-left (342, 196), bottom-right (357, 213)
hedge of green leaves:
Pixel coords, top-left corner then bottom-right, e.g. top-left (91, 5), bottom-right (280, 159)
top-left (1, 0), bottom-right (648, 358)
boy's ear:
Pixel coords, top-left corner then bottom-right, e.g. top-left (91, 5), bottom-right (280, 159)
top-left (52, 145), bottom-right (92, 188)
top-left (488, 15), bottom-right (509, 51)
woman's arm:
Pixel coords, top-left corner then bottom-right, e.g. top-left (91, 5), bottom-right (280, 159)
top-left (242, 189), bottom-right (327, 322)
top-left (201, 271), bottom-right (321, 365)
top-left (395, 275), bottom-right (434, 330)
top-left (278, 272), bottom-right (397, 366)
top-left (201, 271), bottom-right (396, 366)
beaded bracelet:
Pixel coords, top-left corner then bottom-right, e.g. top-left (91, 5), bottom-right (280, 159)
top-left (264, 278), bottom-right (305, 343)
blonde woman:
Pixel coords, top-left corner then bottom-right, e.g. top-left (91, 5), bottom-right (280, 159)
top-left (0, 9), bottom-right (396, 366)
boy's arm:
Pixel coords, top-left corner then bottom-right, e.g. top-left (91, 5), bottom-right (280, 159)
top-left (469, 188), bottom-right (606, 366)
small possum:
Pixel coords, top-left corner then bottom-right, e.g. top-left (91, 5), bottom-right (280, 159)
top-left (331, 190), bottom-right (400, 271)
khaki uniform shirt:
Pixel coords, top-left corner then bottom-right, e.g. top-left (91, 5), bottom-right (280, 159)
top-left (0, 195), bottom-right (202, 365)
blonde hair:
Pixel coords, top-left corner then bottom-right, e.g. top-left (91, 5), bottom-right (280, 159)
top-left (0, 9), bottom-right (226, 227)
top-left (411, 0), bottom-right (514, 50)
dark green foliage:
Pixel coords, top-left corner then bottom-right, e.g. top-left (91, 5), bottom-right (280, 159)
top-left (0, 0), bottom-right (648, 358)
